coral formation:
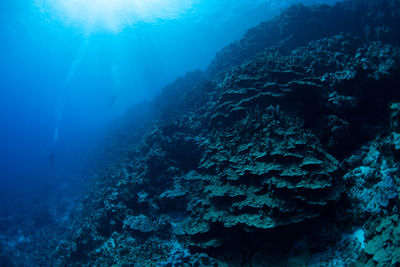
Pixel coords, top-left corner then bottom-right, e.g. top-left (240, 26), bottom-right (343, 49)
top-left (48, 0), bottom-right (400, 266)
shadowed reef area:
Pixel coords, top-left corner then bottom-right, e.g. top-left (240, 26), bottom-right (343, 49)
top-left (3, 0), bottom-right (400, 266)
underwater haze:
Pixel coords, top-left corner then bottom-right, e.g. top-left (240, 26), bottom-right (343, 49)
top-left (2, 0), bottom-right (400, 266)
top-left (0, 0), bottom-right (339, 205)
top-left (0, 0), bottom-right (315, 198)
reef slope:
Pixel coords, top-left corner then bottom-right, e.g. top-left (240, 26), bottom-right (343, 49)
top-left (54, 0), bottom-right (400, 266)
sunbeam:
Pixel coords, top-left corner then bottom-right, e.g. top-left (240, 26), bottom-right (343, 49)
top-left (35, 0), bottom-right (195, 33)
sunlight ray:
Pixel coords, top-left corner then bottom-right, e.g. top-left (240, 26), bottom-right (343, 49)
top-left (35, 0), bottom-right (195, 33)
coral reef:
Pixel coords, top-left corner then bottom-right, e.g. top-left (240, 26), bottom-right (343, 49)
top-left (182, 106), bottom-right (342, 247)
top-left (50, 0), bottom-right (400, 266)
top-left (0, 182), bottom-right (81, 267)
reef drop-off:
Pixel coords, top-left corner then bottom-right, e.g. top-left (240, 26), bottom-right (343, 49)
top-left (52, 0), bottom-right (400, 266)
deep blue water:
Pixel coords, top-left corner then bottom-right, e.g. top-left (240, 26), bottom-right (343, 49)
top-left (0, 0), bottom-right (340, 263)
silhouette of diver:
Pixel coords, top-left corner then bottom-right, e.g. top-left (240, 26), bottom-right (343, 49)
top-left (110, 94), bottom-right (118, 107)
top-left (49, 152), bottom-right (55, 167)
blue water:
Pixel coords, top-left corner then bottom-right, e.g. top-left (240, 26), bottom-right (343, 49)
top-left (0, 0), bottom-right (340, 264)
